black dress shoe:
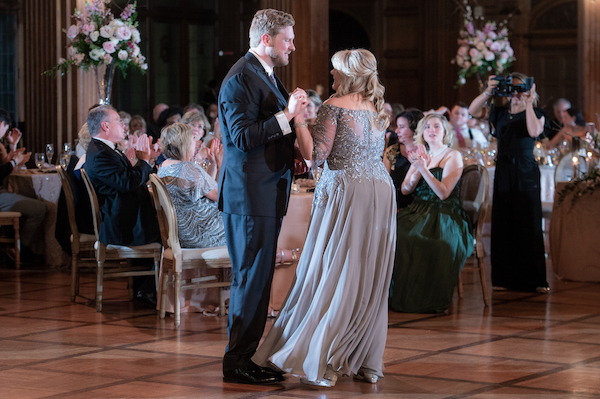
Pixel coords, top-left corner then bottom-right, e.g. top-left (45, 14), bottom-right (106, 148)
top-left (223, 363), bottom-right (284, 384)
top-left (261, 364), bottom-right (285, 376)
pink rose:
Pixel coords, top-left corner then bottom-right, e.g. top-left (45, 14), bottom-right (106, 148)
top-left (484, 51), bottom-right (495, 61)
top-left (66, 25), bottom-right (79, 40)
top-left (81, 24), bottom-right (94, 35)
top-left (469, 48), bottom-right (480, 58)
top-left (490, 42), bottom-right (502, 52)
top-left (131, 45), bottom-right (140, 57)
top-left (457, 46), bottom-right (469, 56)
top-left (487, 31), bottom-right (497, 40)
top-left (115, 26), bottom-right (132, 41)
top-left (100, 26), bottom-right (114, 39)
top-left (103, 41), bottom-right (116, 54)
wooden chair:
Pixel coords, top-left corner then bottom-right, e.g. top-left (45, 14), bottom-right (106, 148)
top-left (457, 164), bottom-right (490, 306)
top-left (149, 174), bottom-right (231, 327)
top-left (80, 169), bottom-right (162, 312)
top-left (57, 166), bottom-right (97, 302)
top-left (0, 212), bottom-right (21, 269)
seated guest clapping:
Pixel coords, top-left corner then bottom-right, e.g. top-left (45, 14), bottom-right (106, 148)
top-left (389, 114), bottom-right (473, 313)
top-left (157, 123), bottom-right (296, 254)
top-left (85, 105), bottom-right (160, 247)
top-left (157, 123), bottom-right (296, 313)
top-left (157, 122), bottom-right (226, 248)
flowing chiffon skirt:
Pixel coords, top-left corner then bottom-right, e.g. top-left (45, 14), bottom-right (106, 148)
top-left (252, 168), bottom-right (396, 382)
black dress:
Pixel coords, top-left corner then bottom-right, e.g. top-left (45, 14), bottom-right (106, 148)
top-left (384, 143), bottom-right (414, 210)
top-left (489, 106), bottom-right (549, 291)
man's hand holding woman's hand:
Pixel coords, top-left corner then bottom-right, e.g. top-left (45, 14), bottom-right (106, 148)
top-left (287, 88), bottom-right (308, 118)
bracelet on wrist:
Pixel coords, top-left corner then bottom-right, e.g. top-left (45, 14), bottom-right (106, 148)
top-left (483, 91), bottom-right (492, 97)
top-left (10, 159), bottom-right (17, 167)
top-left (294, 122), bottom-right (308, 128)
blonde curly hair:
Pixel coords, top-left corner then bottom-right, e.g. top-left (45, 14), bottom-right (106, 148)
top-left (414, 114), bottom-right (454, 149)
top-left (330, 49), bottom-right (389, 131)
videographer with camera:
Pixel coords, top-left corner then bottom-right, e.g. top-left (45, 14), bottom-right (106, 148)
top-left (469, 73), bottom-right (551, 294)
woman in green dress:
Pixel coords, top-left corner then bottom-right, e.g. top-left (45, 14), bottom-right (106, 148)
top-left (390, 114), bottom-right (473, 313)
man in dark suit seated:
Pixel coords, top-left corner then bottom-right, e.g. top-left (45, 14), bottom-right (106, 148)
top-left (218, 8), bottom-right (307, 385)
top-left (84, 105), bottom-right (160, 303)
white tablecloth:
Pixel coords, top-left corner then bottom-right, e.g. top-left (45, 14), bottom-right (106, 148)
top-left (270, 190), bottom-right (314, 311)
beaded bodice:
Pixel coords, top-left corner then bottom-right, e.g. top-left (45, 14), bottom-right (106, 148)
top-left (311, 104), bottom-right (392, 207)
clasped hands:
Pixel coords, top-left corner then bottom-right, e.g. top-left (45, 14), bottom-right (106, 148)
top-left (132, 134), bottom-right (159, 161)
top-left (287, 87), bottom-right (309, 118)
top-left (6, 128), bottom-right (30, 166)
top-left (407, 144), bottom-right (431, 171)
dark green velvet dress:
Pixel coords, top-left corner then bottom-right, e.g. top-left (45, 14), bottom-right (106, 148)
top-left (390, 168), bottom-right (474, 313)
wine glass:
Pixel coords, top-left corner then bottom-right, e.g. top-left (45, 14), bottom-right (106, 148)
top-left (34, 153), bottom-right (46, 169)
top-left (63, 142), bottom-right (72, 154)
top-left (59, 153), bottom-right (71, 168)
top-left (311, 166), bottom-right (323, 183)
top-left (45, 143), bottom-right (54, 164)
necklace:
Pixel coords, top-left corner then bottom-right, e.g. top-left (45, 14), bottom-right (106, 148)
top-left (429, 145), bottom-right (448, 158)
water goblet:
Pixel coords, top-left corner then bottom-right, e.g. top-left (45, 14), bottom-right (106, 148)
top-left (45, 143), bottom-right (54, 164)
top-left (35, 153), bottom-right (46, 169)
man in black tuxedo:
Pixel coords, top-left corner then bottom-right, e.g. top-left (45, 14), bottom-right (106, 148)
top-left (218, 9), bottom-right (307, 385)
top-left (84, 105), bottom-right (159, 247)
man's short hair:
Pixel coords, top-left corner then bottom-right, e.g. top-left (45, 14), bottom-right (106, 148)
top-left (87, 105), bottom-right (116, 137)
top-left (249, 9), bottom-right (295, 48)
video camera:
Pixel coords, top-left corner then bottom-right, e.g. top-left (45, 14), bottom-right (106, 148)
top-left (492, 75), bottom-right (534, 97)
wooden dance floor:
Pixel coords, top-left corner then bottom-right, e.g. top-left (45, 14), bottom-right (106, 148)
top-left (1, 256), bottom-right (599, 398)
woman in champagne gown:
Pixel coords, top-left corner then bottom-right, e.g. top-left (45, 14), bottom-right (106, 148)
top-left (253, 49), bottom-right (396, 387)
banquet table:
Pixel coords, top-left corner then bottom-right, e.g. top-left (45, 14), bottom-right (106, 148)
top-left (7, 168), bottom-right (67, 267)
top-left (270, 187), bottom-right (314, 311)
top-left (550, 182), bottom-right (600, 282)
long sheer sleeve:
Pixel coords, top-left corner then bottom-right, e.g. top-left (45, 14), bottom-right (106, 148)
top-left (312, 105), bottom-right (339, 166)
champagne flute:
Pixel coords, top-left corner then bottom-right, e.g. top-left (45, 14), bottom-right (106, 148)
top-left (45, 143), bottom-right (54, 165)
top-left (35, 153), bottom-right (46, 169)
top-left (63, 142), bottom-right (72, 154)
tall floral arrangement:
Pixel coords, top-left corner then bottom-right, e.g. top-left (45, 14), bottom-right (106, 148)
top-left (45, 0), bottom-right (147, 77)
top-left (451, 0), bottom-right (515, 86)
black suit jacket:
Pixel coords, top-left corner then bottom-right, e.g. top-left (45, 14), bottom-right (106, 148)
top-left (218, 51), bottom-right (296, 218)
top-left (85, 139), bottom-right (159, 246)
